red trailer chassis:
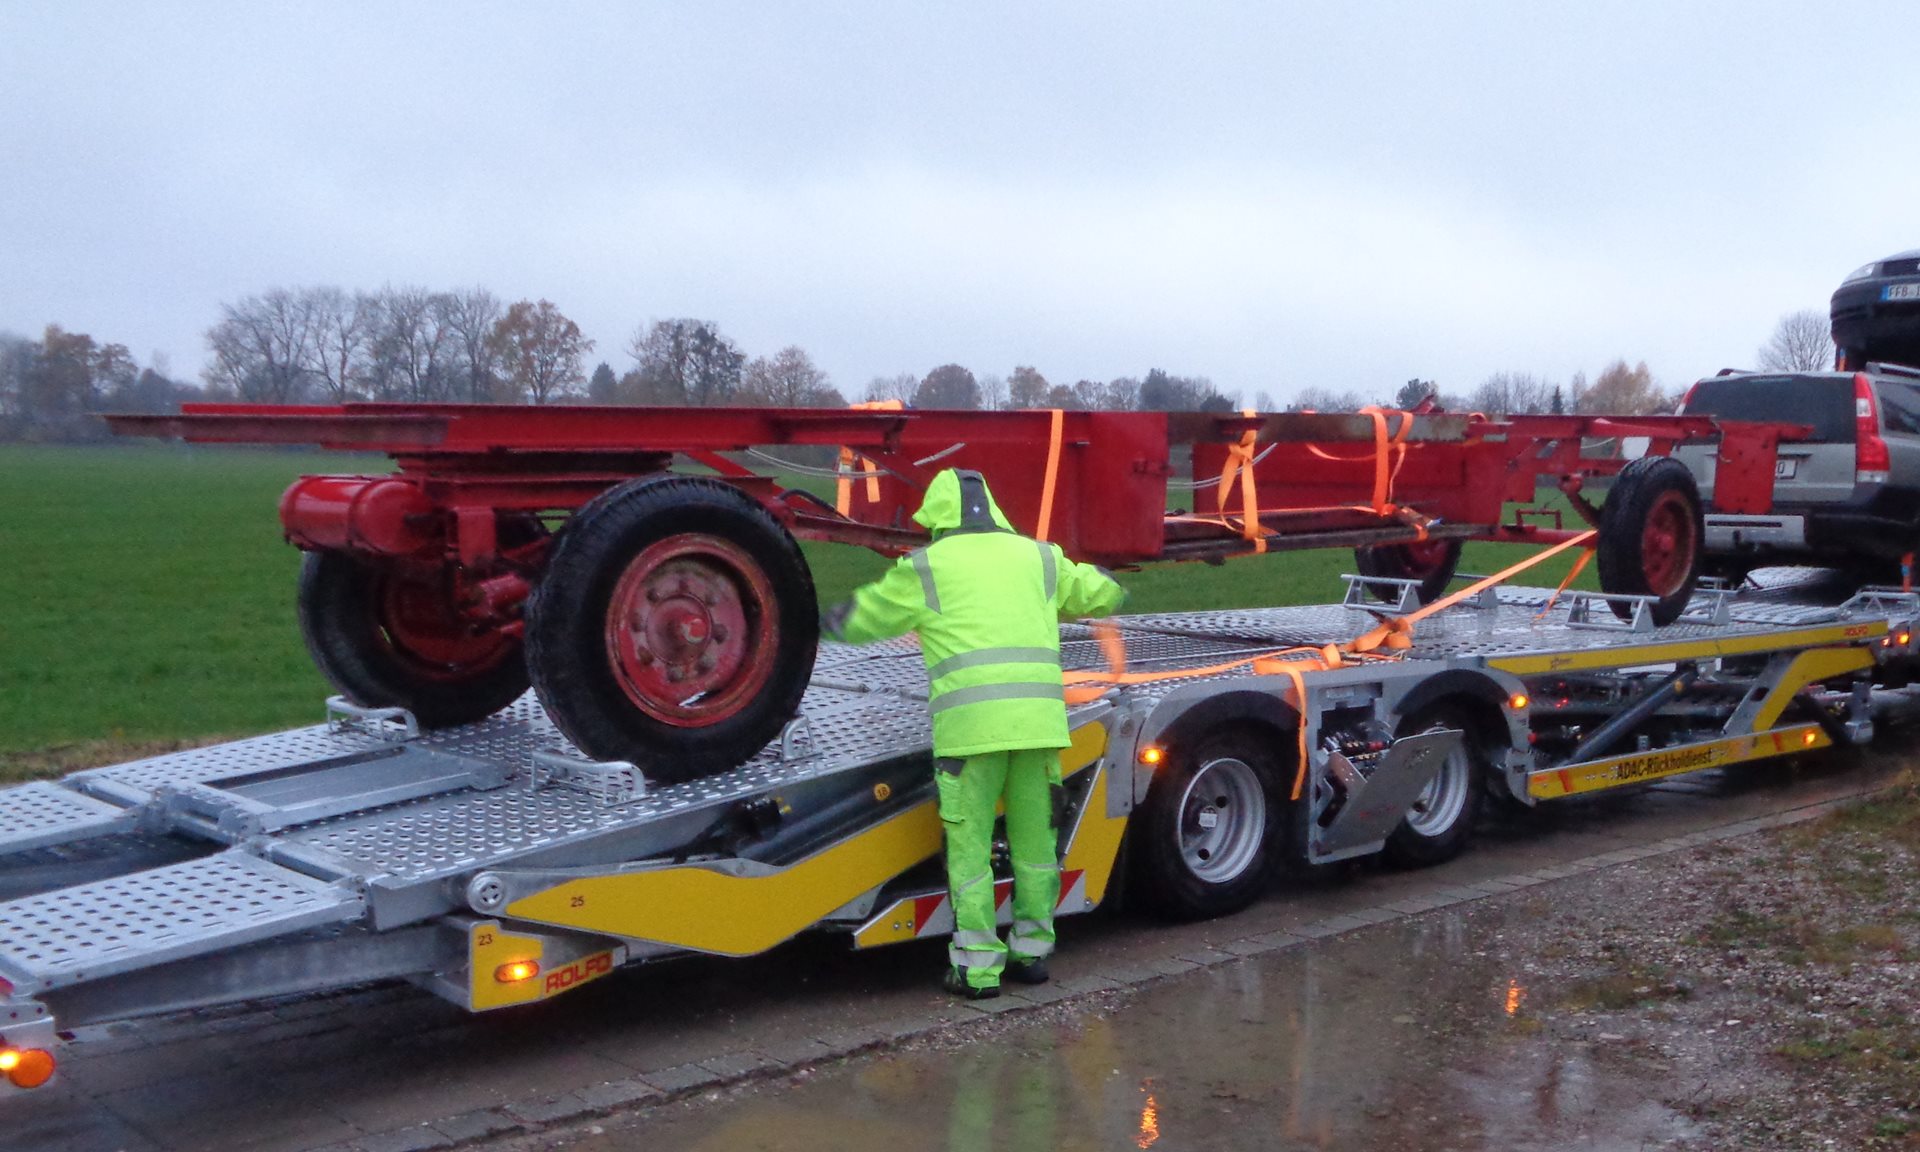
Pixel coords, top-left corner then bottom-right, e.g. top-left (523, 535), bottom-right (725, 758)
top-left (108, 402), bottom-right (1800, 778)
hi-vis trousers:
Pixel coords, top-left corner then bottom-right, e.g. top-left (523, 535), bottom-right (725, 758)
top-left (934, 747), bottom-right (1065, 990)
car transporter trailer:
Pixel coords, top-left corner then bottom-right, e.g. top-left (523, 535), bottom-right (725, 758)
top-left (2, 563), bottom-right (1917, 1091)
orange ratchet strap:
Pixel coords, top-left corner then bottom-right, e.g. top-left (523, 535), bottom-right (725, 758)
top-left (1215, 409), bottom-right (1266, 552)
top-left (1035, 408), bottom-right (1064, 542)
top-left (835, 399), bottom-right (905, 515)
top-left (1066, 527), bottom-right (1597, 797)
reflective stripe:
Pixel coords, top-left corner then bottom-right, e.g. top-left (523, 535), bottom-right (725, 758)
top-left (927, 646), bottom-right (1061, 681)
top-left (950, 945), bottom-right (1003, 970)
top-left (1036, 541), bottom-right (1056, 601)
top-left (929, 682), bottom-right (1065, 715)
top-left (1008, 933), bottom-right (1053, 959)
top-left (911, 549), bottom-right (941, 613)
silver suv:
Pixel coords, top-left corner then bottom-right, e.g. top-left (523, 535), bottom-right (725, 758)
top-left (1675, 364), bottom-right (1920, 580)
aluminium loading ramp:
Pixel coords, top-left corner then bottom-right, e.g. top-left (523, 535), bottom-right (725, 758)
top-left (0, 626), bottom-right (1278, 1003)
top-left (0, 568), bottom-right (1904, 1016)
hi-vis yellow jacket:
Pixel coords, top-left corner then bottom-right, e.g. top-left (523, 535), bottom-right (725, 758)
top-left (834, 469), bottom-right (1127, 757)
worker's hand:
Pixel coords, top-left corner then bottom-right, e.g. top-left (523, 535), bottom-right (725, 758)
top-left (820, 600), bottom-right (853, 642)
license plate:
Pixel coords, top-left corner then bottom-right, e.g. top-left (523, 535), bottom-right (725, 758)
top-left (1775, 459), bottom-right (1797, 479)
top-left (1886, 283), bottom-right (1920, 301)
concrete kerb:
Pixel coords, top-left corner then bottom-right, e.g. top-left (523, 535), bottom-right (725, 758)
top-left (346, 783), bottom-right (1892, 1152)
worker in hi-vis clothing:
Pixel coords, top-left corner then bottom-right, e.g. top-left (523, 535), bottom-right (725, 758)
top-left (823, 468), bottom-right (1127, 999)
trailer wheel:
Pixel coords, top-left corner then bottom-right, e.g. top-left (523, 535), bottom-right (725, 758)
top-left (298, 551), bottom-right (530, 728)
top-left (1596, 455), bottom-right (1703, 626)
top-left (1354, 539), bottom-right (1463, 605)
top-left (1129, 725), bottom-right (1285, 920)
top-left (1382, 705), bottom-right (1485, 867)
top-left (525, 475), bottom-right (818, 782)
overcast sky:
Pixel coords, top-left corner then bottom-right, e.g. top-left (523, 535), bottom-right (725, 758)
top-left (3, 2), bottom-right (1917, 403)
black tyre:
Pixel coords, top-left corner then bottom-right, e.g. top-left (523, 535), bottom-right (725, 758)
top-left (1596, 455), bottom-right (1704, 626)
top-left (1354, 538), bottom-right (1463, 605)
top-left (297, 551), bottom-right (530, 728)
top-left (1383, 704), bottom-right (1486, 867)
top-left (524, 475), bottom-right (818, 782)
top-left (1129, 724), bottom-right (1286, 920)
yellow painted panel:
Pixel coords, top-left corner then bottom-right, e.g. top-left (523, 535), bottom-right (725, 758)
top-left (1490, 622), bottom-right (1884, 676)
top-left (468, 921), bottom-right (546, 1010)
top-left (1749, 647), bottom-right (1873, 730)
top-left (508, 800), bottom-right (945, 956)
top-left (853, 897), bottom-right (922, 948)
top-left (1528, 725), bottom-right (1830, 799)
top-left (513, 719), bottom-right (1114, 957)
top-left (1061, 765), bottom-right (1129, 907)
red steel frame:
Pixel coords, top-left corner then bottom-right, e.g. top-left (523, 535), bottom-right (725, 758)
top-left (109, 401), bottom-right (1799, 561)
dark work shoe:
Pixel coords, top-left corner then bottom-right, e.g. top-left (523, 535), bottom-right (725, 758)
top-left (944, 966), bottom-right (1000, 1000)
top-left (1006, 958), bottom-right (1050, 985)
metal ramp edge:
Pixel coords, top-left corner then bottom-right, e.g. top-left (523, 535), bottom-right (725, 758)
top-left (0, 781), bottom-right (140, 857)
top-left (0, 848), bottom-right (364, 995)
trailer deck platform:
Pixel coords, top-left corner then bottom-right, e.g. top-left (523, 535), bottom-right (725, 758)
top-left (2, 567), bottom-right (1914, 1091)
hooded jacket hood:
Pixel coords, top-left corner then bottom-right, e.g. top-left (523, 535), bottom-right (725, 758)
top-left (912, 468), bottom-right (1016, 538)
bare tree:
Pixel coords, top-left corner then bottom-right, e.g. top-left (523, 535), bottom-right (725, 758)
top-left (205, 289), bottom-right (318, 403)
top-left (1757, 309), bottom-right (1835, 373)
top-left (1286, 386), bottom-right (1366, 412)
top-left (309, 287), bottom-right (371, 402)
top-left (1101, 376), bottom-right (1141, 411)
top-left (1469, 371), bottom-right (1555, 416)
top-left (489, 299), bottom-right (592, 404)
top-left (861, 372), bottom-right (917, 404)
top-left (740, 345), bottom-right (837, 406)
top-left (441, 288), bottom-right (505, 402)
top-left (365, 287), bottom-right (455, 402)
top-left (977, 372), bottom-right (1008, 411)
top-left (625, 319), bottom-right (744, 406)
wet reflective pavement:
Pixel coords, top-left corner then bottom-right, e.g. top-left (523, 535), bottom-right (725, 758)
top-left (538, 903), bottom-right (1698, 1152)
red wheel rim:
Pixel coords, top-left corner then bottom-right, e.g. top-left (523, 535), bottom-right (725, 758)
top-left (375, 570), bottom-right (517, 682)
top-left (602, 534), bottom-right (779, 728)
top-left (1398, 539), bottom-right (1453, 577)
top-left (1639, 491), bottom-right (1697, 597)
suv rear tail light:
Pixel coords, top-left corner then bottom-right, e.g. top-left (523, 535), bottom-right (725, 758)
top-left (1855, 374), bottom-right (1891, 484)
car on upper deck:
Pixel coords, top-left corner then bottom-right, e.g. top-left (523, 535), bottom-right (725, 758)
top-left (1675, 364), bottom-right (1920, 582)
top-left (1832, 249), bottom-right (1920, 369)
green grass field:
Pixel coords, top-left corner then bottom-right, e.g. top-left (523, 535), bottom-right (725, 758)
top-left (0, 444), bottom-right (1598, 776)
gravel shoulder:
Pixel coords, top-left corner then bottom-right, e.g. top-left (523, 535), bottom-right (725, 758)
top-left (1509, 770), bottom-right (1920, 1149)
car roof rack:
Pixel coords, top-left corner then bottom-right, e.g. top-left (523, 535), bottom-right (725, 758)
top-left (1865, 362), bottom-right (1920, 380)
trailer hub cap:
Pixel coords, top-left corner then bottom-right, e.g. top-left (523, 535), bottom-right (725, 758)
top-left (605, 534), bottom-right (778, 727)
top-left (1640, 491), bottom-right (1697, 597)
top-left (1404, 729), bottom-right (1470, 838)
top-left (375, 569), bottom-right (516, 681)
top-left (1177, 756), bottom-right (1266, 883)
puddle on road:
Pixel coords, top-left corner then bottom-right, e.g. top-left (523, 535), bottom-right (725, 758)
top-left (541, 908), bottom-right (1696, 1152)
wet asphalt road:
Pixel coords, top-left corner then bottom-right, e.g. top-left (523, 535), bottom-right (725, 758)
top-left (521, 908), bottom-right (1699, 1152)
top-left (2, 739), bottom-right (1910, 1152)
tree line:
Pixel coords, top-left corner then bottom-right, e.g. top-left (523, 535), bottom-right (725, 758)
top-left (0, 294), bottom-right (1831, 442)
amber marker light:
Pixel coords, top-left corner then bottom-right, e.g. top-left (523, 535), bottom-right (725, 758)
top-left (1508, 693), bottom-right (1530, 710)
top-left (495, 960), bottom-right (540, 983)
top-left (1138, 746), bottom-right (1165, 767)
top-left (1900, 630), bottom-right (1912, 646)
top-left (1, 1048), bottom-right (54, 1088)
top-left (1803, 730), bottom-right (1819, 746)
